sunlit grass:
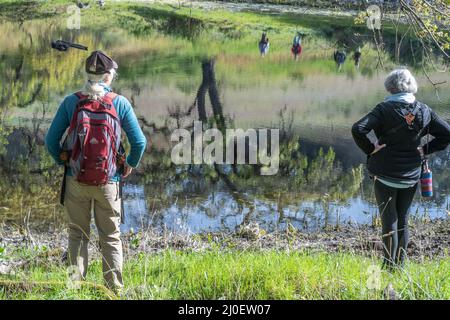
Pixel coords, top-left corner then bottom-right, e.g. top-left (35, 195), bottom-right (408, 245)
top-left (1, 250), bottom-right (448, 300)
top-left (0, 0), bottom-right (427, 95)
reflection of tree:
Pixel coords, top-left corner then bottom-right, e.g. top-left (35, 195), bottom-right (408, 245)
top-left (130, 5), bottom-right (205, 39)
top-left (138, 58), bottom-right (252, 229)
top-left (195, 59), bottom-right (237, 192)
top-left (0, 126), bottom-right (62, 223)
top-left (135, 58), bottom-right (365, 232)
top-left (0, 42), bottom-right (367, 229)
top-left (196, 60), bottom-right (226, 129)
top-left (143, 60), bottom-right (365, 201)
top-left (0, 21), bottom-right (114, 224)
top-left (0, 1), bottom-right (52, 23)
top-left (0, 21), bottom-right (99, 119)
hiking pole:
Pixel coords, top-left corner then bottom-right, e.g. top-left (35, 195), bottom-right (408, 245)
top-left (58, 135), bottom-right (70, 206)
top-left (60, 165), bottom-right (68, 206)
top-left (119, 180), bottom-right (125, 224)
top-left (59, 150), bottom-right (70, 206)
top-left (117, 144), bottom-right (126, 224)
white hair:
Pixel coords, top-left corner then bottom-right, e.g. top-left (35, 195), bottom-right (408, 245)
top-left (82, 69), bottom-right (116, 99)
top-left (384, 68), bottom-right (418, 94)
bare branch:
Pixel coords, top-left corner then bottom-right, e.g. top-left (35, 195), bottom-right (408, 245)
top-left (400, 0), bottom-right (449, 59)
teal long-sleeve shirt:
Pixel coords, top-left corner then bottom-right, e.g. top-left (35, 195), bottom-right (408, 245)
top-left (45, 86), bottom-right (147, 181)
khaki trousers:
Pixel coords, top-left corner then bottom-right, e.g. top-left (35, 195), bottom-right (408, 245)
top-left (64, 176), bottom-right (123, 289)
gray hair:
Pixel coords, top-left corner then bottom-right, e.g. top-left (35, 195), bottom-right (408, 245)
top-left (384, 68), bottom-right (418, 94)
top-left (82, 69), bottom-right (116, 99)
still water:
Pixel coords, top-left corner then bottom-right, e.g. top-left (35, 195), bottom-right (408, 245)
top-left (0, 14), bottom-right (449, 234)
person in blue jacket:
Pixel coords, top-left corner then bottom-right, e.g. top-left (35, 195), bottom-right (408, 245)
top-left (258, 33), bottom-right (270, 57)
top-left (45, 51), bottom-right (147, 292)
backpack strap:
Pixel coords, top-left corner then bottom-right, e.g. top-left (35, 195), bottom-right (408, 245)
top-left (101, 92), bottom-right (120, 121)
top-left (74, 91), bottom-right (89, 100)
top-left (101, 92), bottom-right (118, 107)
top-left (415, 102), bottom-right (432, 139)
top-left (379, 101), bottom-right (421, 142)
top-left (68, 92), bottom-right (90, 132)
top-left (74, 91), bottom-right (117, 102)
top-left (74, 91), bottom-right (83, 99)
top-left (74, 92), bottom-right (91, 110)
top-left (73, 91), bottom-right (119, 115)
top-left (105, 92), bottom-right (118, 101)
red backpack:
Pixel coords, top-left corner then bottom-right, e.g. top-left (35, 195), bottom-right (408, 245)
top-left (65, 92), bottom-right (122, 185)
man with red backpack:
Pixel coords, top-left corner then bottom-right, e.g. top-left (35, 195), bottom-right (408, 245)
top-left (45, 51), bottom-right (147, 291)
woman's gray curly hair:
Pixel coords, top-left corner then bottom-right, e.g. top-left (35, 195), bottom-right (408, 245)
top-left (384, 68), bottom-right (418, 94)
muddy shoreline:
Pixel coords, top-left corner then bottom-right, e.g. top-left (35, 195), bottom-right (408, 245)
top-left (1, 219), bottom-right (448, 274)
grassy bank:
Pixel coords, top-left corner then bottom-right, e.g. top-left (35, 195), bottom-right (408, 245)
top-left (1, 249), bottom-right (448, 300)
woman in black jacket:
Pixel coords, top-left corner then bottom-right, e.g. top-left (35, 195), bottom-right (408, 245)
top-left (352, 68), bottom-right (450, 269)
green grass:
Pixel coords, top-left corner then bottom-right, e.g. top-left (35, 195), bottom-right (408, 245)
top-left (1, 250), bottom-right (448, 300)
top-left (0, 0), bottom-right (425, 98)
top-left (0, 0), bottom-right (396, 122)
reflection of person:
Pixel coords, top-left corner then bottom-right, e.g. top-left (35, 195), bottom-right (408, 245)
top-left (353, 47), bottom-right (362, 68)
top-left (45, 51), bottom-right (147, 292)
top-left (291, 32), bottom-right (302, 60)
top-left (351, 68), bottom-right (450, 269)
top-left (333, 49), bottom-right (346, 70)
top-left (259, 33), bottom-right (270, 57)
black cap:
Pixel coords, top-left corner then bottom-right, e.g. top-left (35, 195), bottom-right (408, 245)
top-left (85, 50), bottom-right (118, 75)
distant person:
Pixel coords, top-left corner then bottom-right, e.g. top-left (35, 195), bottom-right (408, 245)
top-left (76, 0), bottom-right (89, 9)
top-left (352, 68), bottom-right (450, 269)
top-left (259, 33), bottom-right (270, 57)
top-left (354, 47), bottom-right (362, 68)
top-left (334, 49), bottom-right (346, 70)
top-left (291, 32), bottom-right (302, 61)
top-left (45, 51), bottom-right (147, 292)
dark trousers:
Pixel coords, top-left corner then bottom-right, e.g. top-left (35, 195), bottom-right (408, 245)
top-left (374, 179), bottom-right (417, 268)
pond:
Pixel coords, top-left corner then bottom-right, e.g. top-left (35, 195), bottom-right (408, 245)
top-left (0, 5), bottom-right (449, 234)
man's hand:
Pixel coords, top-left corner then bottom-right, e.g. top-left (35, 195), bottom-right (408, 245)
top-left (371, 141), bottom-right (386, 155)
top-left (122, 165), bottom-right (133, 178)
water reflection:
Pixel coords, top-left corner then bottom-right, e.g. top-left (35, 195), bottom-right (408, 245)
top-left (122, 182), bottom-right (448, 234)
top-left (0, 17), bottom-right (449, 234)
